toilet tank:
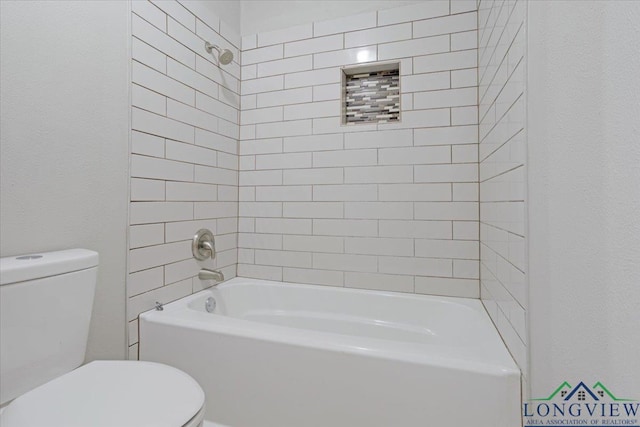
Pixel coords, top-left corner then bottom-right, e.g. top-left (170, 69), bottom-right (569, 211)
top-left (0, 249), bottom-right (99, 405)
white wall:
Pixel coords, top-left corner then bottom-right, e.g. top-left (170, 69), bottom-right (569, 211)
top-left (240, 0), bottom-right (422, 35)
top-left (238, 2), bottom-right (481, 297)
top-left (127, 0), bottom-right (241, 358)
top-left (0, 1), bottom-right (130, 360)
top-left (528, 0), bottom-right (640, 399)
top-left (477, 0), bottom-right (528, 389)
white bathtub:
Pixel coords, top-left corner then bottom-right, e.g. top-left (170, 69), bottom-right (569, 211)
top-left (139, 277), bottom-right (521, 427)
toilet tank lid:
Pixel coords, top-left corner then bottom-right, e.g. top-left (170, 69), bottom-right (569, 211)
top-left (0, 249), bottom-right (98, 286)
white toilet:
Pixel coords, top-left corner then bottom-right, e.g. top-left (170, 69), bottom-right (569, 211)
top-left (0, 249), bottom-right (205, 427)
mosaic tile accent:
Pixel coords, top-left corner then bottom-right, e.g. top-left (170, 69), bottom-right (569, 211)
top-left (345, 69), bottom-right (400, 124)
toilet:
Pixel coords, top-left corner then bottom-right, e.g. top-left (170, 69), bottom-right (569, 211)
top-left (0, 249), bottom-right (205, 427)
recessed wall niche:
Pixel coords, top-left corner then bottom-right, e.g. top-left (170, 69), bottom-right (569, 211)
top-left (342, 62), bottom-right (400, 125)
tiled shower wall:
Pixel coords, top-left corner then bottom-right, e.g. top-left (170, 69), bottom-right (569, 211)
top-left (237, 1), bottom-right (481, 297)
top-left (477, 0), bottom-right (528, 386)
top-left (127, 0), bottom-right (240, 358)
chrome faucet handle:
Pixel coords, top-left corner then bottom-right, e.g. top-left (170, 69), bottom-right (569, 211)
top-left (192, 229), bottom-right (216, 260)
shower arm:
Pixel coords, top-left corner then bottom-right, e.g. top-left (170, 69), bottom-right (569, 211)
top-left (204, 41), bottom-right (219, 54)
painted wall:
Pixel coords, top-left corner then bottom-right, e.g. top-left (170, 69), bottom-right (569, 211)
top-left (477, 0), bottom-right (528, 390)
top-left (127, 0), bottom-right (241, 358)
top-left (240, 0), bottom-right (423, 35)
top-left (527, 0), bottom-right (640, 399)
top-left (238, 1), bottom-right (481, 297)
top-left (0, 1), bottom-right (130, 360)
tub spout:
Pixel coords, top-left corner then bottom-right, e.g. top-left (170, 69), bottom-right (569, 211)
top-left (199, 268), bottom-right (224, 283)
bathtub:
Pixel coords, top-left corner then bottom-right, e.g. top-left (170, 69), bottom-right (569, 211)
top-left (139, 277), bottom-right (521, 427)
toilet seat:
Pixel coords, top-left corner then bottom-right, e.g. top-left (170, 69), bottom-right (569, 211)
top-left (0, 361), bottom-right (205, 427)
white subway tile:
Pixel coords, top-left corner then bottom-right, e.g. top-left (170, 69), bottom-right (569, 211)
top-left (242, 64), bottom-right (257, 80)
top-left (379, 256), bottom-right (451, 277)
top-left (131, 154), bottom-right (193, 182)
top-left (255, 218), bottom-right (312, 235)
top-left (128, 267), bottom-right (164, 297)
top-left (130, 224), bottom-right (165, 249)
top-left (283, 100), bottom-right (339, 120)
top-left (414, 125), bottom-right (478, 146)
top-left (313, 219), bottom-right (378, 237)
top-left (195, 56), bottom-right (239, 93)
top-left (283, 202), bottom-right (343, 218)
top-left (255, 152), bottom-right (312, 170)
top-left (238, 233), bottom-right (282, 250)
top-left (195, 128), bottom-right (237, 154)
top-left (132, 84), bottom-right (166, 115)
top-left (313, 117), bottom-right (377, 135)
top-left (241, 106), bottom-right (283, 125)
top-left (132, 62), bottom-right (194, 106)
top-left (255, 185), bottom-right (312, 201)
top-left (414, 50), bottom-right (477, 73)
top-left (453, 221), bottom-right (479, 240)
top-left (242, 75), bottom-right (284, 95)
top-left (257, 87), bottom-right (312, 108)
top-left (129, 240), bottom-right (191, 273)
top-left (196, 92), bottom-right (238, 124)
top-left (344, 129), bottom-right (413, 149)
top-left (451, 0), bottom-right (478, 14)
top-left (451, 68), bottom-right (478, 88)
top-left (220, 20), bottom-right (241, 50)
top-left (131, 178), bottom-right (165, 201)
top-left (414, 87), bottom-right (477, 109)
top-left (414, 163), bottom-right (478, 182)
top-left (313, 11), bottom-right (377, 37)
top-left (130, 202), bottom-right (193, 225)
top-left (239, 170), bottom-right (283, 186)
top-left (283, 235), bottom-right (343, 253)
top-left (313, 253), bottom-right (377, 273)
top-left (378, 146), bottom-right (451, 165)
top-left (313, 149), bottom-right (377, 167)
top-left (132, 14), bottom-right (195, 68)
top-left (132, 1), bottom-right (166, 31)
top-left (166, 182), bottom-right (217, 201)
top-left (285, 34), bottom-right (343, 57)
top-left (240, 138), bottom-right (283, 155)
top-left (344, 166), bottom-right (413, 184)
top-left (379, 183), bottom-right (451, 201)
top-left (128, 279), bottom-right (192, 321)
top-left (415, 239), bottom-right (479, 259)
top-left (415, 202), bottom-right (478, 220)
top-left (242, 33), bottom-right (257, 50)
top-left (378, 109), bottom-right (450, 130)
top-left (346, 237), bottom-right (413, 256)
top-left (285, 68), bottom-right (340, 89)
top-left (345, 272), bottom-right (414, 293)
top-left (194, 201), bottom-right (238, 219)
top-left (401, 71), bottom-right (450, 93)
top-left (313, 184), bottom-right (377, 201)
top-left (255, 119), bottom-right (312, 138)
top-left (284, 134), bottom-right (343, 152)
top-left (283, 268), bottom-right (343, 287)
top-left (314, 46), bottom-right (377, 69)
top-left (167, 99), bottom-right (218, 133)
top-left (453, 183), bottom-right (479, 201)
top-left (452, 30), bottom-right (478, 51)
top-left (258, 55), bottom-right (313, 78)
top-left (132, 107), bottom-right (194, 143)
top-left (313, 83), bottom-right (341, 102)
top-left (379, 220), bottom-right (452, 239)
top-left (345, 23), bottom-right (411, 48)
top-left (194, 165), bottom-right (238, 185)
top-left (217, 184), bottom-right (238, 201)
top-left (165, 139), bottom-right (217, 167)
top-left (241, 94), bottom-right (257, 110)
top-left (242, 44), bottom-right (284, 65)
top-left (164, 219), bottom-right (217, 242)
top-left (378, 35), bottom-right (449, 60)
top-left (415, 277), bottom-right (478, 297)
top-left (258, 23), bottom-right (313, 47)
top-left (255, 250), bottom-right (312, 268)
top-left (413, 12), bottom-right (478, 38)
top-left (454, 259), bottom-right (479, 278)
top-left (452, 106), bottom-right (478, 125)
top-left (132, 38), bottom-right (166, 73)
top-left (237, 264), bottom-right (282, 281)
top-left (345, 202), bottom-right (413, 220)
top-left (378, 1), bottom-right (449, 26)
top-left (150, 0), bottom-right (195, 31)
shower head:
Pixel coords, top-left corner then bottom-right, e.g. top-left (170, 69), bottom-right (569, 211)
top-left (205, 41), bottom-right (234, 65)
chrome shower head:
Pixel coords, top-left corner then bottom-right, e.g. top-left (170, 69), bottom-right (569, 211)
top-left (205, 41), bottom-right (234, 65)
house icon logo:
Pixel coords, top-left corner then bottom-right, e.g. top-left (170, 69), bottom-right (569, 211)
top-left (524, 382), bottom-right (638, 426)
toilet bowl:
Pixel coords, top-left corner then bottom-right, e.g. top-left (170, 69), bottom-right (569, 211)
top-left (0, 249), bottom-right (205, 427)
top-left (0, 361), bottom-right (205, 427)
